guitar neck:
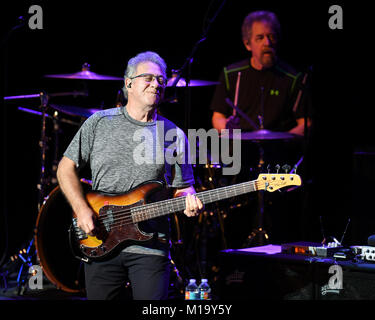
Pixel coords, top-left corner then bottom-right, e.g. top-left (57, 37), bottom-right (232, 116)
top-left (131, 180), bottom-right (259, 223)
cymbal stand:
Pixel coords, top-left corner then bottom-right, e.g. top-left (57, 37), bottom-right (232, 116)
top-left (37, 91), bottom-right (49, 211)
top-left (242, 86), bottom-right (269, 247)
top-left (51, 109), bottom-right (61, 185)
top-left (15, 92), bottom-right (51, 294)
top-left (242, 141), bottom-right (269, 247)
top-left (169, 0), bottom-right (226, 132)
top-left (15, 238), bottom-right (36, 295)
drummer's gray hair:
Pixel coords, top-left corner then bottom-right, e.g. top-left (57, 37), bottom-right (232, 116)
top-left (122, 51), bottom-right (167, 99)
top-left (241, 10), bottom-right (281, 42)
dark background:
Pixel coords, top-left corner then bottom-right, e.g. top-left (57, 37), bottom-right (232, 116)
top-left (0, 0), bottom-right (373, 268)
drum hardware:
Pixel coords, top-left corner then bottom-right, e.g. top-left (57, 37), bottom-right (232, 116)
top-left (1, 91), bottom-right (56, 294)
top-left (5, 90), bottom-right (53, 211)
top-left (18, 103), bottom-right (101, 120)
top-left (34, 180), bottom-right (92, 293)
top-left (17, 106), bottom-right (81, 126)
top-left (49, 104), bottom-right (101, 118)
top-left (224, 89), bottom-right (303, 247)
top-left (4, 90), bottom-right (91, 208)
top-left (4, 90), bottom-right (88, 101)
top-left (167, 71), bottom-right (219, 87)
top-left (44, 62), bottom-right (123, 81)
top-left (200, 162), bottom-right (228, 250)
top-left (0, 238), bottom-right (37, 295)
top-left (224, 129), bottom-right (299, 141)
top-left (4, 91), bottom-right (91, 294)
top-left (242, 140), bottom-right (268, 248)
top-left (168, 259), bottom-right (184, 298)
top-left (167, 0), bottom-right (225, 133)
top-left (224, 97), bottom-right (259, 131)
top-left (174, 160), bottom-right (228, 281)
top-left (37, 91), bottom-right (50, 210)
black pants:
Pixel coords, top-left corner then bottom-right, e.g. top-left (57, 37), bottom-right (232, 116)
top-left (84, 252), bottom-right (171, 300)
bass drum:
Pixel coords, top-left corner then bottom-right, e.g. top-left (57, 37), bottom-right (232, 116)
top-left (34, 179), bottom-right (92, 293)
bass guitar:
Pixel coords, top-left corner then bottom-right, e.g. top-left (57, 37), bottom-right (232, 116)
top-left (71, 173), bottom-right (301, 261)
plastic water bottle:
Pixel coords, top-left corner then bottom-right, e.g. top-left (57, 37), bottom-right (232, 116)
top-left (198, 278), bottom-right (212, 300)
top-left (185, 279), bottom-right (199, 300)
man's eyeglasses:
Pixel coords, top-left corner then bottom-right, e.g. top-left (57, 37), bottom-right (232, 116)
top-left (129, 73), bottom-right (168, 86)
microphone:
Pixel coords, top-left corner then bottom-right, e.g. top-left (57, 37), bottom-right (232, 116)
top-left (368, 235), bottom-right (375, 247)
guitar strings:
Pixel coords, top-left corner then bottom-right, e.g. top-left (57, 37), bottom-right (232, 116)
top-left (96, 179), bottom-right (259, 223)
top-left (92, 180), bottom-right (262, 231)
top-left (96, 180), bottom-right (261, 230)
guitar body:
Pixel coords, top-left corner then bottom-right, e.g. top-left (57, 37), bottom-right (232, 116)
top-left (72, 181), bottom-right (164, 261)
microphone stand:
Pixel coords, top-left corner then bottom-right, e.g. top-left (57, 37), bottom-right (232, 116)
top-left (167, 0), bottom-right (227, 280)
top-left (169, 0), bottom-right (227, 132)
top-left (169, 39), bottom-right (206, 132)
top-left (243, 86), bottom-right (269, 247)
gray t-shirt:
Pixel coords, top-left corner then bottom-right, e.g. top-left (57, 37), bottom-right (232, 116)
top-left (64, 106), bottom-right (195, 256)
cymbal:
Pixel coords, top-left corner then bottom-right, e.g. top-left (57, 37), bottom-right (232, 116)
top-left (167, 77), bottom-right (219, 87)
top-left (50, 104), bottom-right (101, 118)
top-left (44, 63), bottom-right (123, 81)
top-left (222, 129), bottom-right (298, 140)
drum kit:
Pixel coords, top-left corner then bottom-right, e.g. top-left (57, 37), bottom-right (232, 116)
top-left (2, 63), bottom-right (303, 296)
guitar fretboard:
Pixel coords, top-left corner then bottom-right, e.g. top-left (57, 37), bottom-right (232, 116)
top-left (131, 180), bottom-right (259, 223)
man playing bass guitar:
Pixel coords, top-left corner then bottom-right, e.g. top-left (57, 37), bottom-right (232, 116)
top-left (57, 51), bottom-right (203, 300)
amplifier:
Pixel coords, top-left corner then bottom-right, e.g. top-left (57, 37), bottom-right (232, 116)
top-left (351, 246), bottom-right (375, 262)
top-left (281, 241), bottom-right (343, 257)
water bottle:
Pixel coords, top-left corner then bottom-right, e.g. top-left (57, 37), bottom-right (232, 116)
top-left (185, 279), bottom-right (199, 300)
top-left (198, 278), bottom-right (212, 300)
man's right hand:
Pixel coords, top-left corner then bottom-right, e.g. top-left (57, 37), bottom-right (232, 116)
top-left (57, 156), bottom-right (97, 236)
top-left (225, 115), bottom-right (241, 129)
top-left (75, 207), bottom-right (97, 236)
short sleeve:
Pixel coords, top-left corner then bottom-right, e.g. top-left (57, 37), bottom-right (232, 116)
top-left (63, 114), bottom-right (97, 169)
top-left (164, 127), bottom-right (195, 188)
top-left (209, 70), bottom-right (232, 117)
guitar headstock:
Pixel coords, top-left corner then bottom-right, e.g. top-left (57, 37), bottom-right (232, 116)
top-left (256, 173), bottom-right (302, 192)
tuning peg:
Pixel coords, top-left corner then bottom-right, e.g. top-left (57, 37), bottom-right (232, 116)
top-left (267, 164), bottom-right (271, 173)
top-left (282, 164), bottom-right (291, 173)
top-left (275, 164), bottom-right (280, 173)
top-left (292, 164), bottom-right (298, 174)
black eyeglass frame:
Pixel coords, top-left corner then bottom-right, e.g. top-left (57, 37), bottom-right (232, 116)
top-left (129, 73), bottom-right (168, 86)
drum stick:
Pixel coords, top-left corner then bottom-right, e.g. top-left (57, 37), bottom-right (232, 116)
top-left (233, 71), bottom-right (241, 116)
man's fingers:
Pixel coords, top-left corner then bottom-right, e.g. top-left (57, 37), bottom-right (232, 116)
top-left (184, 194), bottom-right (203, 217)
top-left (77, 216), bottom-right (96, 235)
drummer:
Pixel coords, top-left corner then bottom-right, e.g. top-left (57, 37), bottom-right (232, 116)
top-left (210, 10), bottom-right (311, 135)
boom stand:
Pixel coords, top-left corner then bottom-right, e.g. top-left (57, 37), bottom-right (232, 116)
top-left (242, 141), bottom-right (269, 247)
top-left (242, 86), bottom-right (269, 247)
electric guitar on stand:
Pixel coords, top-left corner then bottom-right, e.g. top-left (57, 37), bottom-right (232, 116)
top-left (70, 173), bottom-right (301, 261)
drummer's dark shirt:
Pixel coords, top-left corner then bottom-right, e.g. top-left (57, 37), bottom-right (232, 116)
top-left (210, 59), bottom-right (310, 132)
